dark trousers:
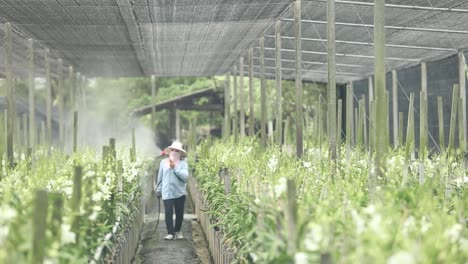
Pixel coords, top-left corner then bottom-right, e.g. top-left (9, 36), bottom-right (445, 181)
top-left (163, 195), bottom-right (186, 235)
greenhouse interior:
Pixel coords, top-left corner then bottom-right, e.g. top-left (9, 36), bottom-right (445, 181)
top-left (0, 0), bottom-right (466, 263)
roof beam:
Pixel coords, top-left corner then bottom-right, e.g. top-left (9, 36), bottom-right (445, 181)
top-left (252, 56), bottom-right (374, 69)
top-left (264, 35), bottom-right (457, 52)
top-left (247, 64), bottom-right (364, 77)
top-left (282, 19), bottom-right (468, 35)
top-left (256, 47), bottom-right (421, 62)
top-left (305, 0), bottom-right (468, 13)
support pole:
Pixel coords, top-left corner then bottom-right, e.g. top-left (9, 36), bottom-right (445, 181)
top-left (249, 48), bottom-right (255, 137)
top-left (28, 39), bottom-right (35, 150)
top-left (275, 19), bottom-right (283, 146)
top-left (58, 59), bottom-right (65, 149)
top-left (374, 0), bottom-right (387, 177)
top-left (45, 49), bottom-right (52, 146)
top-left (294, 0), bottom-right (303, 157)
top-left (392, 69), bottom-right (398, 147)
top-left (224, 73), bottom-right (231, 138)
top-left (260, 37), bottom-right (267, 147)
top-left (5, 23), bottom-right (14, 168)
top-left (233, 66), bottom-right (238, 141)
top-left (458, 52), bottom-right (467, 152)
top-left (239, 57), bottom-right (245, 137)
top-left (151, 75), bottom-right (156, 131)
top-left (327, 0), bottom-right (337, 164)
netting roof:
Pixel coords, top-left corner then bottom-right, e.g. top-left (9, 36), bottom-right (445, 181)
top-left (1, 0), bottom-right (468, 83)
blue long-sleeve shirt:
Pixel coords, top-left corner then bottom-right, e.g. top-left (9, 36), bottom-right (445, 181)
top-left (156, 158), bottom-right (189, 200)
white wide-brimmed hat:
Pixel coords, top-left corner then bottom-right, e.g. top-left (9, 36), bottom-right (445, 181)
top-left (167, 141), bottom-right (186, 155)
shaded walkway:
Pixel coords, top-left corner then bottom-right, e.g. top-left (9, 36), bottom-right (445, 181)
top-left (134, 193), bottom-right (211, 264)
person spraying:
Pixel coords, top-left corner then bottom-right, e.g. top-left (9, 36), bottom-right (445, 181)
top-left (155, 141), bottom-right (189, 240)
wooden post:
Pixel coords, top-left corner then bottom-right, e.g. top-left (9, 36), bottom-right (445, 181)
top-left (420, 90), bottom-right (428, 158)
top-left (362, 95), bottom-right (368, 149)
top-left (295, 0), bottom-right (303, 157)
top-left (368, 76), bottom-right (374, 106)
top-left (399, 112), bottom-right (404, 147)
top-left (249, 48), bottom-right (255, 137)
top-left (448, 85), bottom-right (459, 155)
top-left (232, 66), bottom-right (238, 141)
top-left (32, 190), bottom-right (48, 264)
top-left (28, 38), bottom-right (35, 150)
top-left (374, 0), bottom-right (387, 177)
top-left (58, 59), bottom-right (65, 148)
top-left (131, 128), bottom-right (136, 162)
top-left (224, 73), bottom-right (231, 138)
top-left (286, 179), bottom-right (297, 255)
top-left (5, 23), bottom-right (14, 168)
top-left (357, 98), bottom-right (364, 147)
top-left (45, 49), bottom-right (52, 146)
top-left (458, 52), bottom-right (467, 152)
top-left (438, 96), bottom-right (445, 149)
top-left (405, 93), bottom-right (415, 161)
top-left (275, 19), bottom-right (283, 145)
top-left (239, 57), bottom-right (245, 137)
top-left (73, 111), bottom-right (78, 153)
top-left (458, 98), bottom-right (464, 150)
top-left (346, 84), bottom-right (353, 152)
top-left (50, 192), bottom-right (63, 239)
top-left (72, 166), bottom-right (82, 243)
top-left (327, 0), bottom-right (337, 163)
top-left (151, 75), bottom-right (156, 131)
top-left (337, 99), bottom-right (342, 159)
top-left (392, 69), bottom-right (399, 147)
top-left (260, 37), bottom-right (267, 147)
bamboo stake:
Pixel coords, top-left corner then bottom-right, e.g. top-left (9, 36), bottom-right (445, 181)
top-left (28, 39), bottom-right (35, 150)
top-left (32, 190), bottom-right (48, 264)
top-left (437, 96), bottom-right (445, 149)
top-left (369, 100), bottom-right (374, 152)
top-left (5, 23), bottom-right (14, 168)
top-left (295, 0), bottom-right (303, 157)
top-left (374, 0), bottom-right (387, 177)
top-left (357, 99), bottom-right (364, 147)
top-left (448, 85), bottom-right (459, 155)
top-left (45, 49), bottom-right (52, 146)
top-left (260, 36), bottom-right (267, 147)
top-left (275, 19), bottom-right (283, 146)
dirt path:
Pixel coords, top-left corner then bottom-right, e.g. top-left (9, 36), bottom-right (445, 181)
top-left (134, 193), bottom-right (211, 264)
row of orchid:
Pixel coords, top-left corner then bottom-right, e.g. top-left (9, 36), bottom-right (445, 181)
top-left (0, 146), bottom-right (149, 263)
top-left (193, 138), bottom-right (467, 263)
